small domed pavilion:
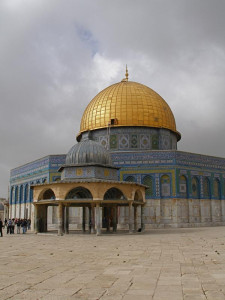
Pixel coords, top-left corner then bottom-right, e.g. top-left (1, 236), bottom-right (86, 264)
top-left (33, 132), bottom-right (146, 235)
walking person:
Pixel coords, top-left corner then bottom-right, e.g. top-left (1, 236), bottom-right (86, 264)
top-left (7, 219), bottom-right (12, 234)
top-left (27, 219), bottom-right (31, 230)
top-left (0, 218), bottom-right (3, 237)
top-left (21, 219), bottom-right (27, 234)
top-left (16, 219), bottom-right (21, 234)
top-left (11, 219), bottom-right (15, 234)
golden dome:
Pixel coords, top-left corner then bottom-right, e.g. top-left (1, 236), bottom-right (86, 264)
top-left (78, 80), bottom-right (181, 140)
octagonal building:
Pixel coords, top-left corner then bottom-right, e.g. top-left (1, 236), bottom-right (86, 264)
top-left (9, 69), bottom-right (225, 231)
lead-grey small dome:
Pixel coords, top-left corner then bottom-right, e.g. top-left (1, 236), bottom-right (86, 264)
top-left (66, 139), bottom-right (112, 166)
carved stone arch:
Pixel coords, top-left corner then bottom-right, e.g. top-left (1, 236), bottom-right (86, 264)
top-left (104, 187), bottom-right (126, 200)
top-left (134, 189), bottom-right (143, 201)
top-left (38, 188), bottom-right (56, 200)
top-left (65, 186), bottom-right (93, 199)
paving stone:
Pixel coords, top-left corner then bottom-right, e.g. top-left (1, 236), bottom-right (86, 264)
top-left (1, 227), bottom-right (225, 299)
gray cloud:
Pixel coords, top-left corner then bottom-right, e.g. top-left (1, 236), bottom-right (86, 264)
top-left (1, 0), bottom-right (225, 197)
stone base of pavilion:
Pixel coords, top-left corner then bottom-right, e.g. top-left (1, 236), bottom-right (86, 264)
top-left (33, 200), bottom-right (145, 236)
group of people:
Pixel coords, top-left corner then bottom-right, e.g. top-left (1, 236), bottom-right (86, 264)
top-left (0, 218), bottom-right (31, 236)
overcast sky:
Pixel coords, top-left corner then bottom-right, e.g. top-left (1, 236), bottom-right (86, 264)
top-left (1, 0), bottom-right (225, 198)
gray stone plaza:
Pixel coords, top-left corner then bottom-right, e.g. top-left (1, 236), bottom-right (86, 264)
top-left (1, 227), bottom-right (225, 299)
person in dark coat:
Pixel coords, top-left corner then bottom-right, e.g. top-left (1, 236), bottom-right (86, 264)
top-left (0, 218), bottom-right (3, 237)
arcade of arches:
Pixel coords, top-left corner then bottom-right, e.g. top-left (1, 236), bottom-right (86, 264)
top-left (32, 181), bottom-right (146, 235)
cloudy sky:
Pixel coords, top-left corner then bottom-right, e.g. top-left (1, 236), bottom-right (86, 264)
top-left (1, 0), bottom-right (225, 198)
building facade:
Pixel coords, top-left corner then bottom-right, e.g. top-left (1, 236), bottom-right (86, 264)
top-left (9, 70), bottom-right (225, 230)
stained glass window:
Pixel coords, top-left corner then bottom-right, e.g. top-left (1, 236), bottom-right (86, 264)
top-left (160, 175), bottom-right (170, 197)
top-left (15, 186), bottom-right (19, 203)
top-left (179, 175), bottom-right (187, 197)
top-left (191, 177), bottom-right (199, 198)
top-left (203, 177), bottom-right (210, 199)
top-left (125, 176), bottom-right (136, 183)
top-left (143, 175), bottom-right (153, 197)
top-left (213, 178), bottom-right (220, 199)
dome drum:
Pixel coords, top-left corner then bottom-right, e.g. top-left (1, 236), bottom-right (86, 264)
top-left (80, 126), bottom-right (178, 151)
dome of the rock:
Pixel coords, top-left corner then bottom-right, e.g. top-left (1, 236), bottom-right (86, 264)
top-left (78, 79), bottom-right (181, 141)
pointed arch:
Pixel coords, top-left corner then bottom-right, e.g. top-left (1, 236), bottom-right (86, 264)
top-left (134, 189), bottom-right (143, 201)
top-left (104, 188), bottom-right (126, 200)
top-left (160, 174), bottom-right (171, 197)
top-left (179, 175), bottom-right (188, 198)
top-left (191, 177), bottom-right (200, 199)
top-left (213, 178), bottom-right (221, 199)
top-left (203, 177), bottom-right (211, 199)
top-left (24, 184), bottom-right (29, 204)
top-left (15, 186), bottom-right (19, 203)
top-left (10, 187), bottom-right (14, 205)
top-left (142, 175), bottom-right (153, 198)
top-left (66, 187), bottom-right (93, 199)
top-left (19, 185), bottom-right (23, 204)
top-left (43, 189), bottom-right (56, 200)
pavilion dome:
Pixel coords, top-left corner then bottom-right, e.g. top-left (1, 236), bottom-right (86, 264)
top-left (77, 72), bottom-right (181, 141)
top-left (66, 137), bottom-right (112, 166)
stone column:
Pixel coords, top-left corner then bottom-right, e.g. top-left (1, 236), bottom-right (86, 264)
top-left (64, 206), bottom-right (69, 234)
top-left (106, 207), bottom-right (110, 232)
top-left (58, 203), bottom-right (63, 236)
top-left (91, 205), bottom-right (95, 233)
top-left (96, 203), bottom-right (101, 236)
top-left (88, 206), bottom-right (91, 233)
top-left (129, 202), bottom-right (133, 234)
top-left (134, 206), bottom-right (137, 232)
top-left (82, 207), bottom-right (86, 233)
top-left (34, 204), bottom-right (38, 233)
top-left (141, 205), bottom-right (145, 232)
top-left (112, 206), bottom-right (117, 233)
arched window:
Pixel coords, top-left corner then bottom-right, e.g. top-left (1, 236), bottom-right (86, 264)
top-left (19, 185), bottom-right (23, 204)
top-left (160, 175), bottom-right (171, 197)
top-left (15, 186), bottom-right (19, 203)
top-left (24, 184), bottom-right (29, 203)
top-left (29, 187), bottom-right (33, 203)
top-left (191, 177), bottom-right (200, 199)
top-left (214, 178), bottom-right (220, 199)
top-left (66, 187), bottom-right (93, 199)
top-left (142, 175), bottom-right (153, 198)
top-left (203, 177), bottom-right (210, 199)
top-left (104, 188), bottom-right (126, 200)
top-left (134, 190), bottom-right (143, 201)
top-left (10, 187), bottom-right (14, 205)
top-left (125, 175), bottom-right (136, 182)
top-left (179, 175), bottom-right (188, 197)
top-left (43, 189), bottom-right (55, 200)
